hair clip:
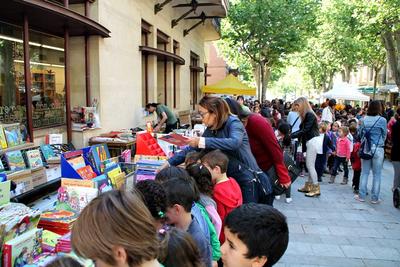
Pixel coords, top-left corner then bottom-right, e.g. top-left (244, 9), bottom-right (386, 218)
top-left (158, 228), bottom-right (167, 236)
top-left (158, 211), bottom-right (166, 218)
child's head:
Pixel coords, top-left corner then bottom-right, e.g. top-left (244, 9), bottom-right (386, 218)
top-left (319, 122), bottom-right (328, 133)
top-left (71, 190), bottom-right (159, 267)
top-left (201, 150), bottom-right (229, 182)
top-left (332, 121), bottom-right (340, 131)
top-left (135, 180), bottom-right (167, 227)
top-left (162, 177), bottom-right (196, 225)
top-left (186, 163), bottom-right (213, 197)
top-left (46, 256), bottom-right (83, 267)
top-left (277, 122), bottom-right (291, 147)
top-left (155, 166), bottom-right (190, 184)
top-left (221, 203), bottom-right (289, 267)
top-left (158, 228), bottom-right (203, 267)
top-left (349, 123), bottom-right (357, 135)
top-left (339, 126), bottom-right (349, 137)
top-left (185, 151), bottom-right (204, 168)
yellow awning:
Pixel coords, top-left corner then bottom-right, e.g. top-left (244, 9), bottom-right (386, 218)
top-left (202, 74), bottom-right (256, 96)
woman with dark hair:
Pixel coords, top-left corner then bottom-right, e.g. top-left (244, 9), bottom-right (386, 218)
top-left (355, 100), bottom-right (387, 203)
top-left (163, 96), bottom-right (273, 205)
top-left (145, 103), bottom-right (178, 133)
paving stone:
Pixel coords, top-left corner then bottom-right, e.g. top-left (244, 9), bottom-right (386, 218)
top-left (369, 247), bottom-right (400, 261)
top-left (286, 242), bottom-right (314, 256)
top-left (289, 224), bottom-right (305, 234)
top-left (278, 254), bottom-right (366, 267)
top-left (319, 235), bottom-right (351, 245)
top-left (311, 244), bottom-right (345, 257)
top-left (289, 233), bottom-right (322, 244)
top-left (363, 259), bottom-right (400, 267)
top-left (340, 245), bottom-right (377, 259)
top-left (303, 224), bottom-right (331, 235)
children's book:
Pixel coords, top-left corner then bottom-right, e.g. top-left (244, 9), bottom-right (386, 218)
top-left (107, 166), bottom-right (125, 189)
top-left (61, 178), bottom-right (94, 188)
top-left (3, 124), bottom-right (23, 147)
top-left (0, 180), bottom-right (11, 206)
top-left (2, 227), bottom-right (42, 267)
top-left (158, 133), bottom-right (189, 146)
top-left (41, 230), bottom-right (61, 252)
top-left (92, 174), bottom-right (112, 193)
top-left (90, 144), bottom-right (110, 173)
top-left (56, 186), bottom-right (98, 213)
top-left (0, 125), bottom-right (8, 149)
top-left (26, 150), bottom-right (44, 169)
top-left (67, 156), bottom-right (86, 170)
top-left (5, 151), bottom-right (26, 172)
top-left (0, 158), bottom-right (6, 173)
top-left (38, 210), bottom-right (78, 235)
top-left (40, 145), bottom-right (56, 161)
top-left (76, 165), bottom-right (97, 179)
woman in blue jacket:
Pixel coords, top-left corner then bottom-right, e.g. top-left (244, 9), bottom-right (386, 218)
top-left (165, 96), bottom-right (272, 205)
top-left (355, 100), bottom-right (387, 204)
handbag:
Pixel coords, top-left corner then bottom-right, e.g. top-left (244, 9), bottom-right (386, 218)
top-left (267, 151), bottom-right (301, 196)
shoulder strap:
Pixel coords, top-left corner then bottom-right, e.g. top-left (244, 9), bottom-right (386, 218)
top-left (291, 116), bottom-right (300, 128)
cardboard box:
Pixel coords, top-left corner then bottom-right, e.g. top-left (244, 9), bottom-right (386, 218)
top-left (46, 164), bottom-right (61, 182)
top-left (8, 170), bottom-right (33, 195)
top-left (31, 167), bottom-right (47, 187)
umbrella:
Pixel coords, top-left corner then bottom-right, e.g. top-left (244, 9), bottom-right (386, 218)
top-left (202, 74), bottom-right (256, 96)
top-left (323, 82), bottom-right (370, 101)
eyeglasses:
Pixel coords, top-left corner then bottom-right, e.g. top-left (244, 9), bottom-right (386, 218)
top-left (199, 111), bottom-right (209, 118)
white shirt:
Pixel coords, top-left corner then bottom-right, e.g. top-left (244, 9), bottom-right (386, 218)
top-left (321, 106), bottom-right (333, 123)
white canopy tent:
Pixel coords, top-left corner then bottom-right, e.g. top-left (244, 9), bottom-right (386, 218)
top-left (323, 82), bottom-right (370, 101)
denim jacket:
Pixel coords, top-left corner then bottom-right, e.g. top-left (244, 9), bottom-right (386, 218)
top-left (359, 115), bottom-right (387, 147)
top-left (168, 116), bottom-right (260, 171)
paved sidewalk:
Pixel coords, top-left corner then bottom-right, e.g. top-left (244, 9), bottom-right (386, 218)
top-left (274, 160), bottom-right (400, 267)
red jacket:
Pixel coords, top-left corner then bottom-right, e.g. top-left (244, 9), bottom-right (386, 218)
top-left (351, 142), bottom-right (361, 171)
top-left (336, 136), bottom-right (352, 159)
top-left (213, 178), bottom-right (242, 243)
top-left (245, 114), bottom-right (291, 184)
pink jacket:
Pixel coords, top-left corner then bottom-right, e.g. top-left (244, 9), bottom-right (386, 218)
top-left (336, 136), bottom-right (351, 159)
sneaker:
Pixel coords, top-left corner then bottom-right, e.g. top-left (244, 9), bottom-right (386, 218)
top-left (275, 195), bottom-right (281, 200)
top-left (353, 189), bottom-right (359, 194)
top-left (354, 195), bottom-right (365, 202)
top-left (285, 198), bottom-right (292, 203)
top-left (371, 199), bottom-right (382, 204)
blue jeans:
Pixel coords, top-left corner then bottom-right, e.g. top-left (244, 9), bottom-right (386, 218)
top-left (359, 147), bottom-right (384, 201)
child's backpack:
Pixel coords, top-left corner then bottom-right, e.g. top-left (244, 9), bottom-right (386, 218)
top-left (359, 118), bottom-right (382, 160)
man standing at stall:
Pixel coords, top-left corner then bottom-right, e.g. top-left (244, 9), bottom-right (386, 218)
top-left (146, 103), bottom-right (178, 133)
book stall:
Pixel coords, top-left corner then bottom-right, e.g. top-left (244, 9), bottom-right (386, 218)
top-left (0, 122), bottom-right (204, 266)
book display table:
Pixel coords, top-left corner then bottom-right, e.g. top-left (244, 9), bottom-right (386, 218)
top-left (89, 138), bottom-right (136, 158)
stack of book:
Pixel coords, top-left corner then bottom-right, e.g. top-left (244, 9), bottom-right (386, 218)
top-left (134, 155), bottom-right (167, 182)
top-left (38, 210), bottom-right (79, 236)
top-left (55, 232), bottom-right (72, 253)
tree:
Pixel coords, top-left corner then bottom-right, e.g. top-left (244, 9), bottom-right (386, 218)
top-left (220, 0), bottom-right (319, 100)
top-left (354, 0), bottom-right (400, 90)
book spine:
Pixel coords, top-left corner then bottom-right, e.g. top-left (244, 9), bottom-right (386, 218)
top-left (2, 243), bottom-right (12, 267)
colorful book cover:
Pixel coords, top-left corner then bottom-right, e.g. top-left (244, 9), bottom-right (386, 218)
top-left (0, 158), bottom-right (6, 172)
top-left (3, 124), bottom-right (23, 147)
top-left (56, 186), bottom-right (98, 212)
top-left (90, 144), bottom-right (110, 173)
top-left (61, 178), bottom-right (94, 188)
top-left (41, 230), bottom-right (61, 252)
top-left (92, 175), bottom-right (112, 193)
top-left (76, 165), bottom-right (97, 180)
top-left (0, 180), bottom-right (11, 206)
top-left (39, 210), bottom-right (79, 224)
top-left (5, 151), bottom-right (26, 172)
top-left (83, 106), bottom-right (96, 124)
top-left (26, 150), bottom-right (44, 169)
top-left (2, 228), bottom-right (42, 267)
top-left (67, 156), bottom-right (86, 170)
top-left (0, 125), bottom-right (8, 149)
top-left (107, 167), bottom-right (125, 189)
top-left (158, 133), bottom-right (189, 146)
top-left (40, 145), bottom-right (56, 161)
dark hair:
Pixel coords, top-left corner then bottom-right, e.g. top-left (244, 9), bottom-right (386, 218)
top-left (237, 95), bottom-right (244, 101)
top-left (185, 151), bottom-right (206, 168)
top-left (225, 97), bottom-right (249, 121)
top-left (145, 103), bottom-right (159, 109)
top-left (367, 100), bottom-right (382, 116)
top-left (225, 203), bottom-right (289, 267)
top-left (135, 180), bottom-right (167, 220)
top-left (260, 108), bottom-right (272, 119)
top-left (201, 150), bottom-right (229, 173)
top-left (46, 257), bottom-right (83, 267)
top-left (163, 177), bottom-right (196, 212)
top-left (155, 166), bottom-right (190, 184)
top-left (328, 99), bottom-right (336, 107)
top-left (186, 163), bottom-right (213, 197)
top-left (278, 122), bottom-right (291, 148)
top-left (158, 228), bottom-right (204, 267)
top-left (199, 96), bottom-right (230, 130)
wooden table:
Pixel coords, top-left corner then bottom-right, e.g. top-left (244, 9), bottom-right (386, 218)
top-left (89, 139), bottom-right (136, 158)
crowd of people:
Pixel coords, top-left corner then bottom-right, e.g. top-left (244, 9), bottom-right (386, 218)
top-left (49, 95), bottom-right (399, 267)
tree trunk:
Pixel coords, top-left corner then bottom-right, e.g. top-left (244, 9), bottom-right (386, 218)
top-left (251, 63), bottom-right (261, 100)
top-left (381, 31), bottom-right (400, 90)
top-left (373, 66), bottom-right (379, 100)
top-left (262, 65), bottom-right (271, 101)
top-left (327, 72), bottom-right (335, 91)
top-left (260, 63), bottom-right (264, 101)
top-left (343, 65), bottom-right (352, 83)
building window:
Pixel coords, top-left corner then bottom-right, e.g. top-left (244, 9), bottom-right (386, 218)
top-left (29, 29), bottom-right (65, 129)
top-left (0, 22), bottom-right (27, 128)
top-left (141, 20), bottom-right (151, 106)
top-left (190, 52), bottom-right (200, 110)
top-left (173, 40), bottom-right (180, 108)
top-left (157, 30), bottom-right (169, 105)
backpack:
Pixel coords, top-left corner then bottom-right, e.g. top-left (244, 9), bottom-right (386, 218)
top-left (359, 118), bottom-right (382, 160)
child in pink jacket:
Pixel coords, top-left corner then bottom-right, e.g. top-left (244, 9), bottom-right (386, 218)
top-left (329, 126), bottom-right (352, 184)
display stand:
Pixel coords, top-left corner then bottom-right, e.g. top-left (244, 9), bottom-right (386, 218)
top-left (60, 147), bottom-right (95, 179)
top-left (135, 133), bottom-right (165, 156)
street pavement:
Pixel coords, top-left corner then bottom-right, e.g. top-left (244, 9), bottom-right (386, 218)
top-left (274, 160), bottom-right (400, 267)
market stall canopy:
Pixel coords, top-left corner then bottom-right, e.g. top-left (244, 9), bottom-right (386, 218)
top-left (202, 74), bottom-right (256, 96)
top-left (323, 82), bottom-right (370, 101)
top-left (378, 84), bottom-right (399, 93)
